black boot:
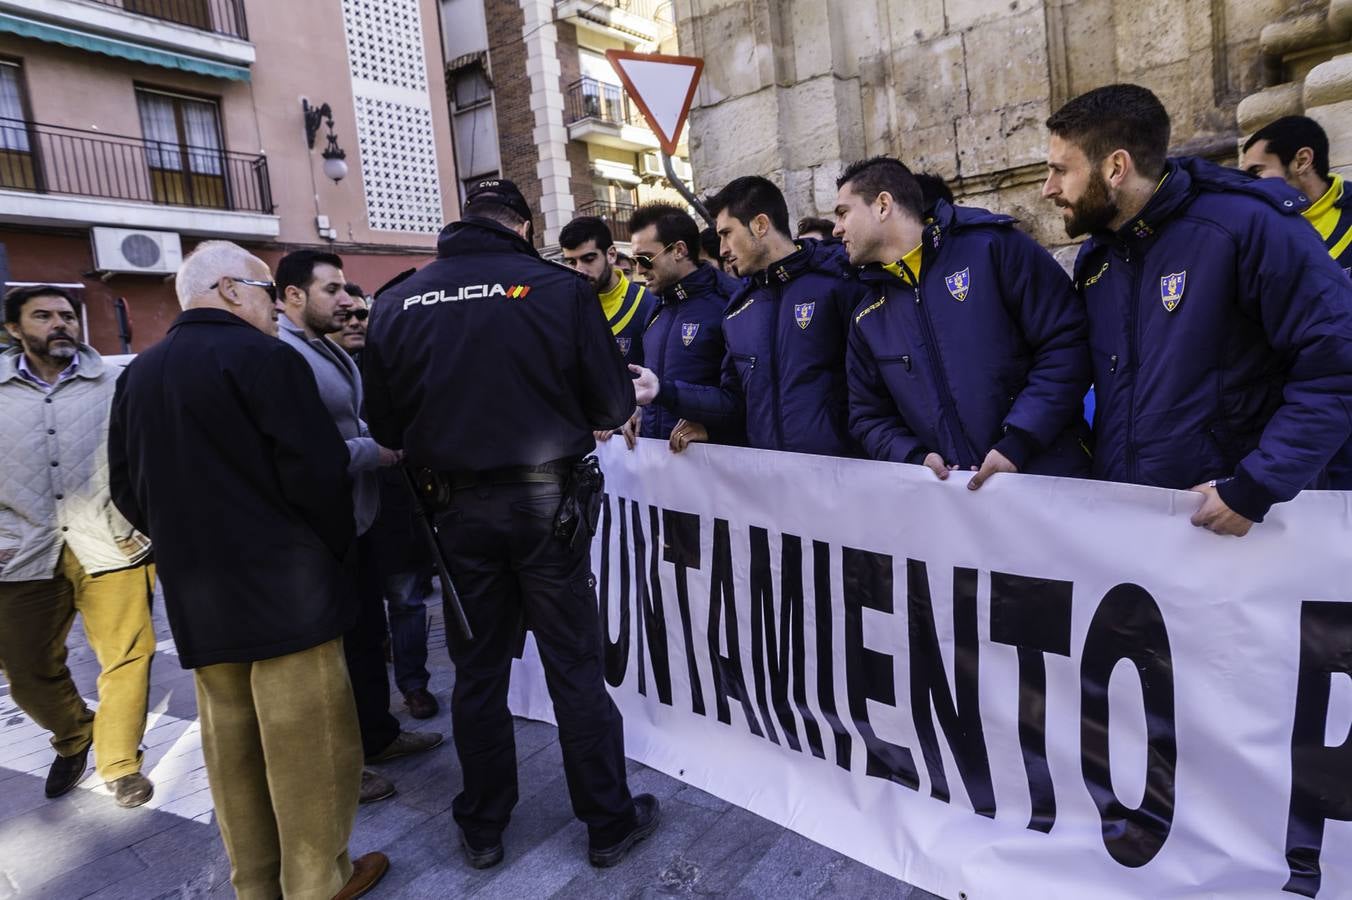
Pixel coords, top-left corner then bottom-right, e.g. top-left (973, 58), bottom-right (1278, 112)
top-left (44, 744), bottom-right (90, 799)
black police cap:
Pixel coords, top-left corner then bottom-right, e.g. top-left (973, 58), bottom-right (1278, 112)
top-left (465, 178), bottom-right (532, 224)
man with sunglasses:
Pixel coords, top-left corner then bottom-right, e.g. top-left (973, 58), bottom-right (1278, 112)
top-left (334, 284), bottom-right (371, 358)
top-left (109, 241), bottom-right (388, 898)
top-left (276, 250), bottom-right (443, 806)
top-left (626, 202), bottom-right (741, 446)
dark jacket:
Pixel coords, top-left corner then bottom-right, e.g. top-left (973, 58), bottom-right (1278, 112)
top-left (848, 200), bottom-right (1093, 474)
top-left (653, 239), bottom-right (870, 455)
top-left (610, 275), bottom-right (657, 369)
top-left (640, 263), bottom-right (740, 441)
top-left (1076, 156), bottom-right (1352, 520)
top-left (363, 217), bottom-right (636, 470)
top-left (108, 309), bottom-right (357, 669)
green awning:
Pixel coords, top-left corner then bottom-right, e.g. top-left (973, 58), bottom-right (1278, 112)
top-left (0, 13), bottom-right (250, 82)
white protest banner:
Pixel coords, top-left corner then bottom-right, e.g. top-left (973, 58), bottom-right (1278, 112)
top-left (508, 440), bottom-right (1352, 899)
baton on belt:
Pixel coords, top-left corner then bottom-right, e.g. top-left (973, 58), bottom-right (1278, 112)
top-left (401, 467), bottom-right (474, 642)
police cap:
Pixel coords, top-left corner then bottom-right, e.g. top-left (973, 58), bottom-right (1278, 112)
top-left (465, 178), bottom-right (532, 224)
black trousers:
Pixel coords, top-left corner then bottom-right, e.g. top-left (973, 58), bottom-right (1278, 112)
top-left (346, 530), bottom-right (401, 757)
top-left (438, 481), bottom-right (635, 847)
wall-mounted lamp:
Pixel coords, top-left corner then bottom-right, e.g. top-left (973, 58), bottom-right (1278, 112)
top-left (302, 99), bottom-right (349, 183)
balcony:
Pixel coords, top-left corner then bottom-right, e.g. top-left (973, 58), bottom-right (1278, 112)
top-left (555, 0), bottom-right (668, 45)
top-left (0, 0), bottom-right (255, 76)
top-left (577, 198), bottom-right (637, 243)
top-left (0, 117), bottom-right (279, 239)
top-left (564, 78), bottom-right (660, 152)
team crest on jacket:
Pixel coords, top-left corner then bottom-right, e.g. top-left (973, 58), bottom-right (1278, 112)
top-left (945, 268), bottom-right (971, 301)
top-left (616, 336), bottom-right (631, 355)
top-left (794, 302), bottom-right (815, 330)
top-left (681, 322), bottom-right (699, 346)
top-left (1160, 271), bottom-right (1187, 312)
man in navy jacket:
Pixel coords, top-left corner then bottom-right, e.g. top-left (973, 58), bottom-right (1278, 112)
top-left (626, 201), bottom-right (740, 444)
top-left (836, 156), bottom-right (1093, 487)
top-left (632, 176), bottom-right (871, 456)
top-left (1043, 84), bottom-right (1352, 535)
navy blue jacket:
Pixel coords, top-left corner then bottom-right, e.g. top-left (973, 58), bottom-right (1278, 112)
top-left (848, 201), bottom-right (1093, 474)
top-left (654, 239), bottom-right (871, 456)
top-left (609, 276), bottom-right (656, 369)
top-left (640, 263), bottom-right (740, 441)
top-left (364, 217), bottom-right (636, 471)
top-left (1076, 157), bottom-right (1352, 520)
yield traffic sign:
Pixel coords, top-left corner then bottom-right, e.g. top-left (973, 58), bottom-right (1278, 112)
top-left (605, 50), bottom-right (704, 157)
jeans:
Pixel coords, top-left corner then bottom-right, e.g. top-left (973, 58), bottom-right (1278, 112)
top-left (382, 568), bottom-right (432, 695)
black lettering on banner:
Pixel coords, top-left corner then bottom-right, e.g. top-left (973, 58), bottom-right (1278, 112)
top-left (707, 518), bottom-right (764, 736)
top-left (990, 571), bottom-right (1074, 833)
top-left (748, 529), bottom-right (825, 755)
top-left (1282, 601), bottom-right (1352, 898)
top-left (814, 540), bottom-right (852, 769)
top-left (1080, 583), bottom-right (1177, 868)
top-left (908, 562), bottom-right (996, 818)
top-left (842, 547), bottom-right (919, 789)
top-left (662, 509), bottom-right (706, 717)
top-left (631, 504), bottom-right (672, 704)
top-left (599, 495), bottom-right (629, 688)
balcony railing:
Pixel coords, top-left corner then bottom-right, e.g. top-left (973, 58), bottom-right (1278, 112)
top-left (565, 77), bottom-right (641, 128)
top-left (577, 199), bottom-right (637, 243)
top-left (591, 0), bottom-right (666, 19)
top-left (0, 118), bottom-right (273, 214)
top-left (84, 0), bottom-right (250, 40)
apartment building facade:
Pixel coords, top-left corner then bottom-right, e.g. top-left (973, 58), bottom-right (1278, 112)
top-left (441, 0), bottom-right (694, 251)
top-left (0, 0), bottom-right (460, 353)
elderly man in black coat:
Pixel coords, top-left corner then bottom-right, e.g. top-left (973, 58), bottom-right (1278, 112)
top-left (108, 240), bottom-right (387, 900)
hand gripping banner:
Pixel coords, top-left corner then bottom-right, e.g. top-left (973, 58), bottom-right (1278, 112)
top-left (508, 440), bottom-right (1352, 899)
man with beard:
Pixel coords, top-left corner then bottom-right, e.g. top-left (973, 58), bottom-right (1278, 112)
top-left (632, 176), bottom-right (870, 456)
top-left (1043, 83), bottom-right (1352, 535)
top-left (276, 250), bottom-right (442, 804)
top-left (626, 202), bottom-right (740, 446)
top-left (835, 157), bottom-right (1092, 485)
top-left (0, 285), bottom-right (156, 808)
top-left (560, 216), bottom-right (654, 371)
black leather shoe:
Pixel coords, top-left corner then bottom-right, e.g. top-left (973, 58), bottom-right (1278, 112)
top-left (403, 688), bottom-right (439, 720)
top-left (44, 745), bottom-right (90, 799)
top-left (107, 772), bottom-right (154, 808)
top-left (460, 832), bottom-right (504, 869)
top-left (589, 794), bottom-right (660, 868)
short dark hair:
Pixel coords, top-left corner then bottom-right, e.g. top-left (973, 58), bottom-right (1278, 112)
top-left (705, 176), bottom-right (791, 237)
top-left (1243, 115), bottom-right (1331, 182)
top-left (796, 216), bottom-right (836, 238)
top-left (464, 198), bottom-right (528, 230)
top-left (559, 216), bottom-right (614, 252)
top-left (343, 282), bottom-right (366, 299)
top-left (836, 156), bottom-right (925, 221)
top-left (4, 284), bottom-right (81, 325)
top-left (1046, 83), bottom-right (1171, 180)
top-left (628, 202), bottom-right (702, 263)
top-left (914, 172), bottom-right (954, 210)
top-left (700, 226), bottom-right (720, 261)
top-left (276, 249), bottom-right (344, 300)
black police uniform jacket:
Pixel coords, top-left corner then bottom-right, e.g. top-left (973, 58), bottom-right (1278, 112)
top-left (363, 216), bottom-right (636, 470)
top-left (109, 309), bottom-right (357, 669)
top-left (639, 262), bottom-right (741, 441)
top-left (848, 200), bottom-right (1093, 474)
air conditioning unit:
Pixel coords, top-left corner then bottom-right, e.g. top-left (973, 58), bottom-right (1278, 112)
top-left (90, 227), bottom-right (183, 275)
top-left (639, 153), bottom-right (665, 179)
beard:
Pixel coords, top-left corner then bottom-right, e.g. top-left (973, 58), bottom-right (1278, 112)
top-left (1059, 170), bottom-right (1119, 238)
top-left (303, 302), bottom-right (344, 336)
top-left (27, 329), bottom-right (78, 361)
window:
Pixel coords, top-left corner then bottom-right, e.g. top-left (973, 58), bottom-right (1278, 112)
top-left (136, 88), bottom-right (227, 208)
top-left (449, 59), bottom-right (499, 182)
top-left (0, 60), bottom-right (36, 191)
top-left (125, 0), bottom-right (213, 31)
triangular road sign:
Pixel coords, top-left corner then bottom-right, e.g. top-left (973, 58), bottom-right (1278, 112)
top-left (605, 50), bottom-right (704, 157)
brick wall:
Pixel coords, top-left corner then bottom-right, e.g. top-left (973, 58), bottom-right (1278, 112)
top-left (483, 0), bottom-right (544, 244)
top-left (556, 22), bottom-right (597, 216)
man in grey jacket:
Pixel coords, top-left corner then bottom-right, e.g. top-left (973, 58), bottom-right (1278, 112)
top-left (0, 285), bottom-right (155, 808)
top-left (275, 250), bottom-right (441, 805)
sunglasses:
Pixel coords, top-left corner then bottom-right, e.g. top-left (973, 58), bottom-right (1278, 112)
top-left (345, 308), bottom-right (369, 322)
top-left (213, 277), bottom-right (277, 301)
top-left (634, 241), bottom-right (679, 270)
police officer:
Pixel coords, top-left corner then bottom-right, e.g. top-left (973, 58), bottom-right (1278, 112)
top-left (1043, 84), bottom-right (1352, 535)
top-left (835, 156), bottom-right (1093, 487)
top-left (632, 176), bottom-right (871, 456)
top-left (625, 201), bottom-right (740, 446)
top-left (362, 179), bottom-right (659, 870)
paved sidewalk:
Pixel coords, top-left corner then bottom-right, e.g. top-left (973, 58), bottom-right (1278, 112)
top-left (0, 598), bottom-right (939, 899)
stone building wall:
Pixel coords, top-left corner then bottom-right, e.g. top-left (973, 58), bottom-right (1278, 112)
top-left (672, 0), bottom-right (1297, 251)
